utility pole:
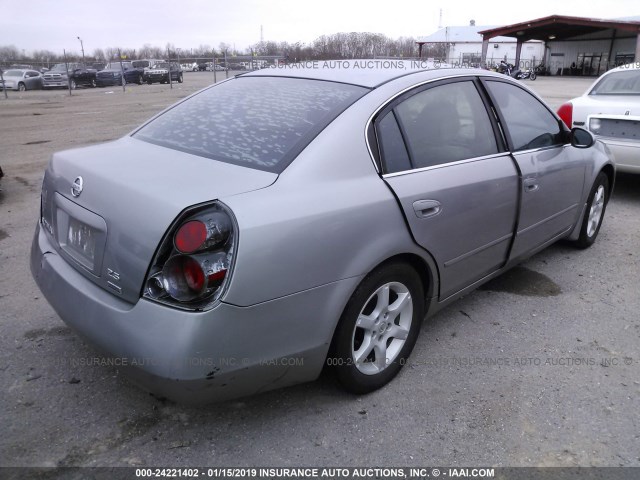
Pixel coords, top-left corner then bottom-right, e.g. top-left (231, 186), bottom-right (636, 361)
top-left (77, 37), bottom-right (85, 64)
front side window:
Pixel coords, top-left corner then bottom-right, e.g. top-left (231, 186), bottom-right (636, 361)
top-left (390, 80), bottom-right (498, 169)
top-left (485, 81), bottom-right (563, 152)
top-left (134, 77), bottom-right (367, 173)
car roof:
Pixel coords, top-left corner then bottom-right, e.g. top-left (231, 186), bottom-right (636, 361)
top-left (243, 59), bottom-right (480, 88)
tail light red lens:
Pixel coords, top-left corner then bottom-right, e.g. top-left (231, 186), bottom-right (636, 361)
top-left (162, 253), bottom-right (227, 302)
top-left (174, 220), bottom-right (207, 253)
top-left (143, 202), bottom-right (236, 311)
top-left (557, 102), bottom-right (573, 128)
top-left (173, 212), bottom-right (231, 253)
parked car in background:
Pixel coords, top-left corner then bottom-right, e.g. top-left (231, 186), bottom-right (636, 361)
top-left (31, 64), bottom-right (613, 404)
top-left (143, 62), bottom-right (183, 84)
top-left (43, 63), bottom-right (98, 89)
top-left (96, 62), bottom-right (144, 86)
top-left (131, 59), bottom-right (163, 71)
top-left (0, 69), bottom-right (43, 91)
top-left (558, 63), bottom-right (640, 173)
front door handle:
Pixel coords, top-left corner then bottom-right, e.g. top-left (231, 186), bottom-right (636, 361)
top-left (523, 177), bottom-right (539, 193)
top-left (413, 199), bottom-right (442, 218)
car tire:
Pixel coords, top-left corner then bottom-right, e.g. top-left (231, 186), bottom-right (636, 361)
top-left (330, 262), bottom-right (424, 394)
top-left (90, 79), bottom-right (96, 88)
top-left (530, 72), bottom-right (537, 81)
top-left (147, 79), bottom-right (153, 85)
top-left (69, 79), bottom-right (77, 90)
top-left (574, 172), bottom-right (609, 249)
top-left (178, 74), bottom-right (183, 83)
top-left (138, 74), bottom-right (143, 85)
top-left (18, 82), bottom-right (26, 92)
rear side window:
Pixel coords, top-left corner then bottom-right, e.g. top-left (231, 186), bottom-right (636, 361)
top-left (134, 77), bottom-right (367, 173)
top-left (376, 112), bottom-right (412, 173)
top-left (393, 81), bottom-right (498, 169)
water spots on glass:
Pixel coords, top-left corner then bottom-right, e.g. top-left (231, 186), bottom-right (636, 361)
top-left (135, 77), bottom-right (366, 172)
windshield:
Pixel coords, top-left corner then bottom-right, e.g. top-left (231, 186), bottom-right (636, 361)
top-left (134, 76), bottom-right (367, 173)
top-left (50, 64), bottom-right (68, 72)
top-left (104, 62), bottom-right (131, 70)
top-left (154, 63), bottom-right (170, 69)
top-left (590, 69), bottom-right (640, 95)
top-left (3, 70), bottom-right (23, 77)
top-left (132, 61), bottom-right (148, 68)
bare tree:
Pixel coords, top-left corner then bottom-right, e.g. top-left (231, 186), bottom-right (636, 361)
top-left (93, 48), bottom-right (106, 61)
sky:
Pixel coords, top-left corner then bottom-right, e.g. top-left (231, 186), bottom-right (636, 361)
top-left (0, 0), bottom-right (638, 56)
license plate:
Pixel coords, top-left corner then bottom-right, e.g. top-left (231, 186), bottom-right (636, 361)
top-left (67, 217), bottom-right (97, 265)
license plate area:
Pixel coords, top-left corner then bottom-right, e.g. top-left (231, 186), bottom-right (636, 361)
top-left (66, 217), bottom-right (97, 268)
top-left (54, 193), bottom-right (107, 275)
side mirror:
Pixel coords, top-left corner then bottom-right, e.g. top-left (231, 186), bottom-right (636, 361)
top-left (570, 127), bottom-right (595, 149)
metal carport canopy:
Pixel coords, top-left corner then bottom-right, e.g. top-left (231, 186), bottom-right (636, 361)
top-left (477, 14), bottom-right (640, 67)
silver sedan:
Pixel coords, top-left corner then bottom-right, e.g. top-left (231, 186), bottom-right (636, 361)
top-left (558, 63), bottom-right (640, 173)
top-left (31, 63), bottom-right (614, 403)
top-left (1, 69), bottom-right (43, 91)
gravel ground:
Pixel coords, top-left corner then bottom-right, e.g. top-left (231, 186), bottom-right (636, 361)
top-left (1, 73), bottom-right (639, 468)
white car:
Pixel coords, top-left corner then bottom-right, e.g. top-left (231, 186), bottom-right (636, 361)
top-left (558, 63), bottom-right (640, 173)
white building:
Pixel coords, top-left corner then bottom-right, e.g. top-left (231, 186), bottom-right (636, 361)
top-left (417, 21), bottom-right (545, 68)
top-left (476, 15), bottom-right (640, 76)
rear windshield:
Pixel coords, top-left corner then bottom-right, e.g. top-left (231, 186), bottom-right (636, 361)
top-left (133, 76), bottom-right (368, 172)
top-left (590, 69), bottom-right (640, 95)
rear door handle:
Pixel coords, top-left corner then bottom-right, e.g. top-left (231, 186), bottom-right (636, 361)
top-left (523, 177), bottom-right (539, 192)
top-left (413, 199), bottom-right (442, 218)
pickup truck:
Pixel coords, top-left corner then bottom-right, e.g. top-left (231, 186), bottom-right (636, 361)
top-left (42, 63), bottom-right (99, 89)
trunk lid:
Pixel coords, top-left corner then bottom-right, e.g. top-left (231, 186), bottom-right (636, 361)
top-left (40, 137), bottom-right (277, 304)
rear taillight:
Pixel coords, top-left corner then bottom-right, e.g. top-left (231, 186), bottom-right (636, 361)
top-left (557, 102), bottom-right (573, 128)
top-left (143, 202), bottom-right (236, 311)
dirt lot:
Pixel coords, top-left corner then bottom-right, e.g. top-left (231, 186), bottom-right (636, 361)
top-left (1, 73), bottom-right (639, 468)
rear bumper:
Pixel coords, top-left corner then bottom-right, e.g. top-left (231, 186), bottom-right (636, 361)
top-left (597, 137), bottom-right (640, 173)
top-left (30, 223), bottom-right (357, 403)
top-left (43, 81), bottom-right (68, 88)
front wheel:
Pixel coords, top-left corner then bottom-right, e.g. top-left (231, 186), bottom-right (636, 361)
top-left (574, 172), bottom-right (609, 249)
top-left (137, 74), bottom-right (143, 85)
top-left (330, 262), bottom-right (424, 394)
top-left (69, 79), bottom-right (77, 89)
top-left (529, 72), bottom-right (537, 81)
top-left (177, 74), bottom-right (183, 83)
top-left (18, 82), bottom-right (26, 92)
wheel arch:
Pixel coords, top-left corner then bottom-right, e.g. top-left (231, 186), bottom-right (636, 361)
top-left (326, 250), bottom-right (438, 357)
top-left (600, 163), bottom-right (615, 200)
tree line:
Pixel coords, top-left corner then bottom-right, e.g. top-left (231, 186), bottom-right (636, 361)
top-left (0, 32), bottom-right (433, 65)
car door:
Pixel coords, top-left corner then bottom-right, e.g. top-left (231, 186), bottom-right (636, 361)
top-left (25, 71), bottom-right (40, 89)
top-left (376, 78), bottom-right (519, 299)
top-left (482, 80), bottom-right (586, 259)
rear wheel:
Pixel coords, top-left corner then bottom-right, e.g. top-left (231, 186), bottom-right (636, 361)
top-left (177, 73), bottom-right (183, 83)
top-left (530, 72), bottom-right (537, 81)
top-left (18, 82), bottom-right (26, 92)
top-left (574, 172), bottom-right (609, 249)
top-left (330, 262), bottom-right (424, 394)
top-left (137, 74), bottom-right (143, 85)
top-left (90, 78), bottom-right (96, 88)
top-left (69, 79), bottom-right (77, 89)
